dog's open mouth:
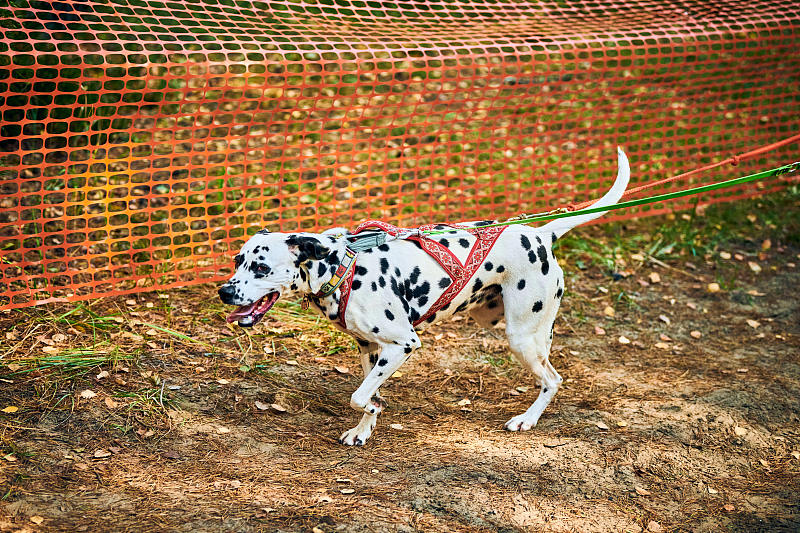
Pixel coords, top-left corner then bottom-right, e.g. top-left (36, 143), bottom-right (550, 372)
top-left (226, 291), bottom-right (280, 327)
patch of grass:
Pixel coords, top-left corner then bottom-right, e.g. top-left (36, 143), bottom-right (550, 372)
top-left (114, 387), bottom-right (174, 415)
top-left (48, 304), bottom-right (125, 335)
top-left (482, 351), bottom-right (512, 369)
top-left (2, 345), bottom-right (134, 380)
top-left (139, 322), bottom-right (213, 348)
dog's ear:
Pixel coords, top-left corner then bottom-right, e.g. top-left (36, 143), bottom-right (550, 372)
top-left (286, 235), bottom-right (330, 262)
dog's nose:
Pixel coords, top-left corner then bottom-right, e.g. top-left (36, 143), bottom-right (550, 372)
top-left (218, 284), bottom-right (236, 304)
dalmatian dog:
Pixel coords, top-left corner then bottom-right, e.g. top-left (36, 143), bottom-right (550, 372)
top-left (219, 148), bottom-right (630, 445)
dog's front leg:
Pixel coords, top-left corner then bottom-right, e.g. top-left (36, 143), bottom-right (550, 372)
top-left (350, 343), bottom-right (408, 415)
top-left (339, 342), bottom-right (383, 446)
top-left (338, 343), bottom-right (412, 446)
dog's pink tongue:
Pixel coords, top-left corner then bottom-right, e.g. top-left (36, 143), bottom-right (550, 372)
top-left (226, 302), bottom-right (259, 323)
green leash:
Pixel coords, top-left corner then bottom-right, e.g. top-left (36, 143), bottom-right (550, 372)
top-left (422, 161), bottom-right (799, 236)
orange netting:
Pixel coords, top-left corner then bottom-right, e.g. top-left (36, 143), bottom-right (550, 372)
top-left (1, 1), bottom-right (799, 309)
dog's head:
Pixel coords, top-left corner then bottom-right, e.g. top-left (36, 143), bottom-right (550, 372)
top-left (218, 230), bottom-right (333, 327)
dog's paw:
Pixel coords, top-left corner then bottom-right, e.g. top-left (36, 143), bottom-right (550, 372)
top-left (339, 421), bottom-right (375, 446)
top-left (504, 413), bottom-right (539, 432)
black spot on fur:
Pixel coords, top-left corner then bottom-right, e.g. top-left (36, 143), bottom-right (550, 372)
top-left (532, 301), bottom-right (543, 312)
top-left (378, 276), bottom-right (386, 288)
top-left (410, 239), bottom-right (423, 250)
top-left (417, 296), bottom-right (428, 307)
top-left (412, 281), bottom-right (430, 299)
top-left (371, 281), bottom-right (377, 292)
top-left (317, 262), bottom-right (327, 277)
top-left (439, 277), bottom-right (451, 288)
top-left (520, 235), bottom-right (531, 250)
top-left (491, 319), bottom-right (499, 326)
top-left (556, 287), bottom-right (563, 299)
top-left (401, 280), bottom-right (414, 306)
top-left (390, 277), bottom-right (404, 299)
top-left (351, 280), bottom-right (362, 290)
top-left (488, 300), bottom-right (499, 309)
top-left (404, 346), bottom-right (413, 354)
top-left (356, 338), bottom-right (370, 347)
top-left (394, 267), bottom-right (401, 277)
top-left (517, 279), bottom-right (526, 290)
top-left (377, 359), bottom-right (388, 367)
top-left (484, 262), bottom-right (493, 271)
top-left (385, 309), bottom-right (395, 321)
top-left (324, 251), bottom-right (340, 265)
top-left (552, 232), bottom-right (558, 243)
top-left (528, 250), bottom-right (537, 264)
top-left (355, 265), bottom-right (368, 276)
top-left (458, 238), bottom-right (470, 248)
top-left (378, 244), bottom-right (390, 252)
top-left (372, 327), bottom-right (379, 334)
top-left (369, 353), bottom-right (378, 364)
top-left (409, 267), bottom-right (421, 285)
top-left (473, 278), bottom-right (483, 292)
top-left (380, 258), bottom-right (389, 274)
top-left (438, 238), bottom-right (450, 247)
top-left (537, 245), bottom-right (550, 275)
top-left (496, 265), bottom-right (505, 273)
top-left (409, 308), bottom-right (420, 322)
top-left (286, 235), bottom-right (330, 261)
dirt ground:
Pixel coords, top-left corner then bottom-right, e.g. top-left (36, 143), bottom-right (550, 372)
top-left (1, 208), bottom-right (799, 532)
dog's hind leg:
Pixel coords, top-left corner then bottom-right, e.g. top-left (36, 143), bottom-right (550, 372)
top-left (340, 341), bottom-right (383, 446)
top-left (503, 308), bottom-right (563, 431)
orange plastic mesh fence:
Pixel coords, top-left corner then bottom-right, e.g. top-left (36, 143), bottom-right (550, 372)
top-left (1, 1), bottom-right (799, 309)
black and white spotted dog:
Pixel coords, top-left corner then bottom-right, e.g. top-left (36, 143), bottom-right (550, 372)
top-left (219, 148), bottom-right (630, 445)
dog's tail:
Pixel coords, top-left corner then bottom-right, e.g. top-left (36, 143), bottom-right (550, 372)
top-left (540, 147), bottom-right (630, 240)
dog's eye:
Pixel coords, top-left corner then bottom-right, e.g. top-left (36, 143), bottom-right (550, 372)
top-left (251, 263), bottom-right (271, 276)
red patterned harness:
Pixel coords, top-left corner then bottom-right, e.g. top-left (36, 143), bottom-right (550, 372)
top-left (335, 220), bottom-right (507, 328)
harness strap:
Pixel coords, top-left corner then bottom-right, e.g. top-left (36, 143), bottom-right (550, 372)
top-left (346, 231), bottom-right (386, 252)
top-left (315, 248), bottom-right (357, 298)
top-left (405, 234), bottom-right (464, 279)
top-left (303, 247), bottom-right (357, 314)
top-left (413, 225), bottom-right (506, 326)
top-left (353, 220), bottom-right (402, 236)
top-left (347, 220), bottom-right (508, 328)
top-left (336, 256), bottom-right (357, 329)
